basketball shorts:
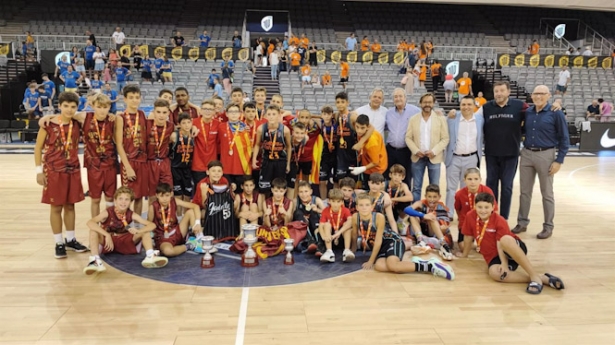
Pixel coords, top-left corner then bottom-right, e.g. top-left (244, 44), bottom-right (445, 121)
top-left (488, 239), bottom-right (527, 271)
top-left (259, 159), bottom-right (287, 193)
top-left (319, 154), bottom-right (336, 182)
top-left (42, 168), bottom-right (85, 205)
top-left (87, 166), bottom-right (117, 199)
top-left (376, 235), bottom-right (405, 261)
top-left (101, 232), bottom-right (141, 255)
top-left (148, 158), bottom-right (173, 196)
top-left (287, 161), bottom-right (312, 188)
top-left (121, 160), bottom-right (148, 199)
top-left (335, 148), bottom-right (357, 181)
top-left (172, 167), bottom-right (193, 197)
top-left (154, 227), bottom-right (186, 249)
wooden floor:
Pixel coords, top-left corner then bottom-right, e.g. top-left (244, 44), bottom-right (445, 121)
top-left (1, 154), bottom-right (615, 345)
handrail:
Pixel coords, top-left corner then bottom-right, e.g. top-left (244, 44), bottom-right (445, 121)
top-left (578, 22), bottom-right (615, 56)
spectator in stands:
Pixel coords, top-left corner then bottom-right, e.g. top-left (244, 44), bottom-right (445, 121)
top-left (103, 83), bottom-right (118, 114)
top-left (419, 42), bottom-right (428, 62)
top-left (289, 50), bottom-right (301, 74)
top-left (300, 34), bottom-right (309, 49)
top-left (309, 44), bottom-right (318, 66)
top-left (397, 39), bottom-right (407, 52)
top-left (90, 72), bottom-right (102, 93)
top-left (207, 69), bottom-right (219, 89)
top-left (61, 65), bottom-right (82, 94)
top-left (586, 99), bottom-right (600, 119)
top-left (267, 39), bottom-right (275, 59)
top-left (311, 73), bottom-right (321, 86)
top-left (36, 85), bottom-right (53, 116)
top-left (555, 65), bottom-right (570, 96)
top-left (430, 60), bottom-right (443, 93)
top-left (141, 55), bottom-right (152, 83)
top-left (385, 88), bottom-right (420, 186)
top-left (530, 40), bottom-right (540, 54)
top-left (74, 52), bottom-right (86, 78)
top-left (172, 31), bottom-right (185, 47)
top-left (161, 56), bottom-right (172, 83)
top-left (69, 46), bottom-right (79, 66)
top-left (565, 47), bottom-right (574, 55)
top-left (84, 39), bottom-right (96, 73)
top-left (212, 77), bottom-right (223, 97)
top-left (86, 30), bottom-right (97, 47)
top-left (513, 85), bottom-right (569, 240)
top-left (574, 47), bottom-right (581, 55)
top-left (93, 46), bottom-right (105, 72)
top-left (361, 36), bottom-right (370, 51)
top-left (255, 41), bottom-right (264, 66)
top-left (112, 27), bottom-right (125, 50)
top-left (246, 59), bottom-right (256, 75)
top-left (115, 63), bottom-right (130, 92)
top-left (356, 87), bottom-right (387, 136)
top-left (297, 44), bottom-right (307, 66)
top-left (108, 48), bottom-right (119, 69)
top-left (457, 72), bottom-right (472, 101)
top-left (132, 45), bottom-right (142, 71)
top-left (345, 33), bottom-right (358, 51)
top-left (401, 68), bottom-right (415, 95)
top-left (270, 49), bottom-right (279, 81)
top-left (25, 31), bottom-right (35, 50)
top-left (443, 74), bottom-right (456, 103)
top-left (582, 46), bottom-right (593, 56)
top-left (322, 71), bottom-right (332, 86)
top-left (282, 35), bottom-right (289, 50)
top-left (339, 58), bottom-right (350, 89)
top-left (598, 98), bottom-right (613, 122)
top-left (42, 73), bottom-right (56, 100)
top-left (426, 41), bottom-right (434, 57)
top-left (289, 34), bottom-right (299, 48)
top-left (119, 54), bottom-right (131, 77)
top-left (23, 82), bottom-right (39, 120)
top-left (199, 30), bottom-right (211, 48)
top-left (102, 63), bottom-right (111, 83)
top-left (370, 39), bottom-right (382, 53)
top-left (279, 50), bottom-right (288, 72)
top-left (300, 61), bottom-right (312, 88)
top-left (232, 31), bottom-right (242, 48)
top-left (221, 56), bottom-right (235, 94)
top-left (417, 62), bottom-right (427, 88)
top-left (405, 93), bottom-right (449, 201)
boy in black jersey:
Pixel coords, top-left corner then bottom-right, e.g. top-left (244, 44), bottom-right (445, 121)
top-left (170, 112), bottom-right (194, 215)
top-left (319, 105), bottom-right (337, 198)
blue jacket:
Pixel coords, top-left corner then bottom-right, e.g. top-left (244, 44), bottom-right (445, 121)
top-left (445, 111), bottom-right (484, 167)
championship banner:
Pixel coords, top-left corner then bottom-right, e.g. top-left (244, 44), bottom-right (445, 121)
top-left (116, 45), bottom-right (252, 62)
top-left (318, 50), bottom-right (407, 65)
top-left (497, 53), bottom-right (613, 69)
top-left (0, 42), bottom-right (13, 58)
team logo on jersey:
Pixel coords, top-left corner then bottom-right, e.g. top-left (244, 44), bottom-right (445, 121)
top-left (446, 61), bottom-right (460, 78)
top-left (261, 16), bottom-right (273, 32)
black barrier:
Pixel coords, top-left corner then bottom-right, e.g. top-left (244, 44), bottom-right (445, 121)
top-left (0, 42), bottom-right (14, 59)
top-left (497, 53), bottom-right (613, 69)
top-left (580, 122), bottom-right (615, 152)
top-left (115, 46), bottom-right (253, 61)
top-left (318, 50), bottom-right (408, 65)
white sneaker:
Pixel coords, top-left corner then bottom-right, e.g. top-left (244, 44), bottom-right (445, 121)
top-left (439, 242), bottom-right (454, 261)
top-left (83, 256), bottom-right (106, 275)
top-left (320, 250), bottom-right (335, 263)
top-left (342, 249), bottom-right (355, 262)
top-left (428, 257), bottom-right (455, 280)
top-left (141, 250), bottom-right (169, 268)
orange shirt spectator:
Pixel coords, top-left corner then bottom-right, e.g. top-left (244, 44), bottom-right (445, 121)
top-left (300, 37), bottom-right (309, 49)
top-left (370, 42), bottom-right (382, 53)
top-left (530, 41), bottom-right (540, 54)
top-left (408, 43), bottom-right (416, 51)
top-left (267, 43), bottom-right (275, 56)
top-left (430, 62), bottom-right (442, 77)
top-left (397, 41), bottom-right (406, 51)
top-left (289, 36), bottom-right (299, 47)
top-left (322, 73), bottom-right (332, 85)
top-left (361, 38), bottom-right (370, 51)
top-left (419, 65), bottom-right (427, 81)
top-left (475, 96), bottom-right (487, 108)
top-left (426, 42), bottom-right (433, 55)
top-left (457, 76), bottom-right (472, 95)
top-left (290, 52), bottom-right (301, 66)
top-left (340, 61), bottom-right (349, 79)
top-left (301, 64), bottom-right (311, 76)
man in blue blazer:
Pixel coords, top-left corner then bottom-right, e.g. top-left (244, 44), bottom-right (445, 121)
top-left (445, 96), bottom-right (484, 216)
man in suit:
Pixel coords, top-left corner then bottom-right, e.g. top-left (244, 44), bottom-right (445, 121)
top-left (405, 93), bottom-right (450, 201)
top-left (444, 95), bottom-right (484, 217)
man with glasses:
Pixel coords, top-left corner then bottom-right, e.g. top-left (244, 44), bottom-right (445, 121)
top-left (191, 100), bottom-right (220, 185)
top-left (512, 85), bottom-right (569, 239)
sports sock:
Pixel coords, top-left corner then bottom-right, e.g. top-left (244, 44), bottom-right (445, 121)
top-left (414, 261), bottom-right (432, 272)
top-left (106, 201), bottom-right (114, 208)
top-left (65, 230), bottom-right (76, 241)
top-left (94, 255), bottom-right (100, 260)
top-left (146, 249), bottom-right (154, 256)
top-left (53, 233), bottom-right (63, 244)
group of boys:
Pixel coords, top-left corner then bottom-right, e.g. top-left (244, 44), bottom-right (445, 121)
top-left (33, 84), bottom-right (565, 294)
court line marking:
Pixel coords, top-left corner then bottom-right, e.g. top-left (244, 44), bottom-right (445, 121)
top-left (235, 287), bottom-right (250, 345)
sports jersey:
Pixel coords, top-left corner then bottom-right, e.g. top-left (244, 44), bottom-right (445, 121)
top-left (261, 123), bottom-right (287, 161)
top-left (170, 130), bottom-right (194, 169)
top-left (101, 207), bottom-right (133, 234)
top-left (83, 113), bottom-right (116, 169)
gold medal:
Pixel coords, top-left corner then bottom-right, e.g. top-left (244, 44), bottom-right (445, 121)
top-left (340, 137), bottom-right (345, 145)
top-left (229, 149), bottom-right (234, 156)
top-left (305, 204), bottom-right (312, 211)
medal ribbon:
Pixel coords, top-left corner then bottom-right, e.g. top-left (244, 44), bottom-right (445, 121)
top-left (268, 128), bottom-right (279, 160)
top-left (58, 120), bottom-right (74, 159)
top-left (330, 209), bottom-right (343, 232)
top-left (124, 112), bottom-right (139, 141)
top-left (359, 215), bottom-right (373, 253)
top-left (153, 122), bottom-right (167, 156)
top-left (160, 205), bottom-right (173, 233)
top-left (475, 217), bottom-right (489, 253)
top-left (93, 118), bottom-right (106, 153)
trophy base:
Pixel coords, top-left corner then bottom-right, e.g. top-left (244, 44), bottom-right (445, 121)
top-left (284, 257), bottom-right (294, 265)
top-left (201, 257), bottom-right (215, 268)
top-left (241, 255), bottom-right (259, 267)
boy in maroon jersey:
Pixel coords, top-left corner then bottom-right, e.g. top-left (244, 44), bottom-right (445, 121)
top-left (115, 85), bottom-right (148, 218)
top-left (35, 92), bottom-right (89, 258)
top-left (146, 99), bottom-right (174, 204)
top-left (192, 99), bottom-right (220, 185)
top-left (458, 193), bottom-right (564, 294)
top-left (148, 183), bottom-right (203, 257)
top-left (263, 178), bottom-right (293, 228)
top-left (83, 187), bottom-right (168, 275)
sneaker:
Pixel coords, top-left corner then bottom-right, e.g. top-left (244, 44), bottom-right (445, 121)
top-left (65, 238), bottom-right (89, 253)
top-left (185, 237), bottom-right (203, 253)
top-left (428, 257), bottom-right (455, 280)
top-left (306, 243), bottom-right (318, 254)
top-left (439, 242), bottom-right (454, 261)
top-left (320, 250), bottom-right (335, 263)
top-left (55, 243), bottom-right (67, 259)
top-left (83, 257), bottom-right (106, 275)
top-left (342, 249), bottom-right (355, 262)
top-left (141, 251), bottom-right (169, 268)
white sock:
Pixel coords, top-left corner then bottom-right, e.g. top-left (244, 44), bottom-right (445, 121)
top-left (65, 230), bottom-right (75, 241)
top-left (53, 233), bottom-right (63, 244)
top-left (94, 255), bottom-right (100, 260)
top-left (105, 201), bottom-right (114, 208)
top-left (146, 249), bottom-right (154, 257)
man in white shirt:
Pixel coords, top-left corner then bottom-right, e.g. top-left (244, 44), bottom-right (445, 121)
top-left (356, 87), bottom-right (387, 136)
top-left (112, 27), bottom-right (125, 50)
top-left (555, 65), bottom-right (570, 96)
top-left (582, 46), bottom-right (593, 56)
top-left (345, 33), bottom-right (357, 51)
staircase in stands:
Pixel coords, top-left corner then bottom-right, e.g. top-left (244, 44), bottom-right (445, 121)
top-left (252, 67), bottom-right (279, 103)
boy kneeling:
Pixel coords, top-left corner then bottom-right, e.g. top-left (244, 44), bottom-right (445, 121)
top-left (84, 187), bottom-right (168, 275)
top-left (458, 193), bottom-right (564, 294)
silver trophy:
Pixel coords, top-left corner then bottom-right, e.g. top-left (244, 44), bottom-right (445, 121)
top-left (241, 224), bottom-right (259, 267)
top-left (283, 238), bottom-right (294, 265)
top-left (200, 236), bottom-right (215, 268)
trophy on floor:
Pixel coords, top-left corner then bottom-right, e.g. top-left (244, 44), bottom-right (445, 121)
top-left (283, 238), bottom-right (295, 265)
top-left (200, 236), bottom-right (215, 268)
top-left (241, 224), bottom-right (259, 267)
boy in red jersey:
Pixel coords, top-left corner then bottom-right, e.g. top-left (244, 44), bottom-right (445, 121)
top-left (263, 178), bottom-right (293, 228)
top-left (252, 105), bottom-right (292, 195)
top-left (83, 186), bottom-right (168, 275)
top-left (212, 95), bottom-right (225, 122)
top-left (192, 99), bottom-right (220, 185)
top-left (146, 99), bottom-right (174, 203)
top-left (115, 85), bottom-right (148, 218)
top-left (454, 167), bottom-right (498, 252)
top-left (148, 183), bottom-right (203, 257)
top-left (458, 193), bottom-right (564, 294)
top-left (35, 92), bottom-right (89, 258)
top-left (316, 189), bottom-right (354, 263)
top-left (218, 103), bottom-right (253, 191)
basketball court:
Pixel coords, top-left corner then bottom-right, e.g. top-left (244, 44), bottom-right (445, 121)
top-left (1, 153), bottom-right (614, 345)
